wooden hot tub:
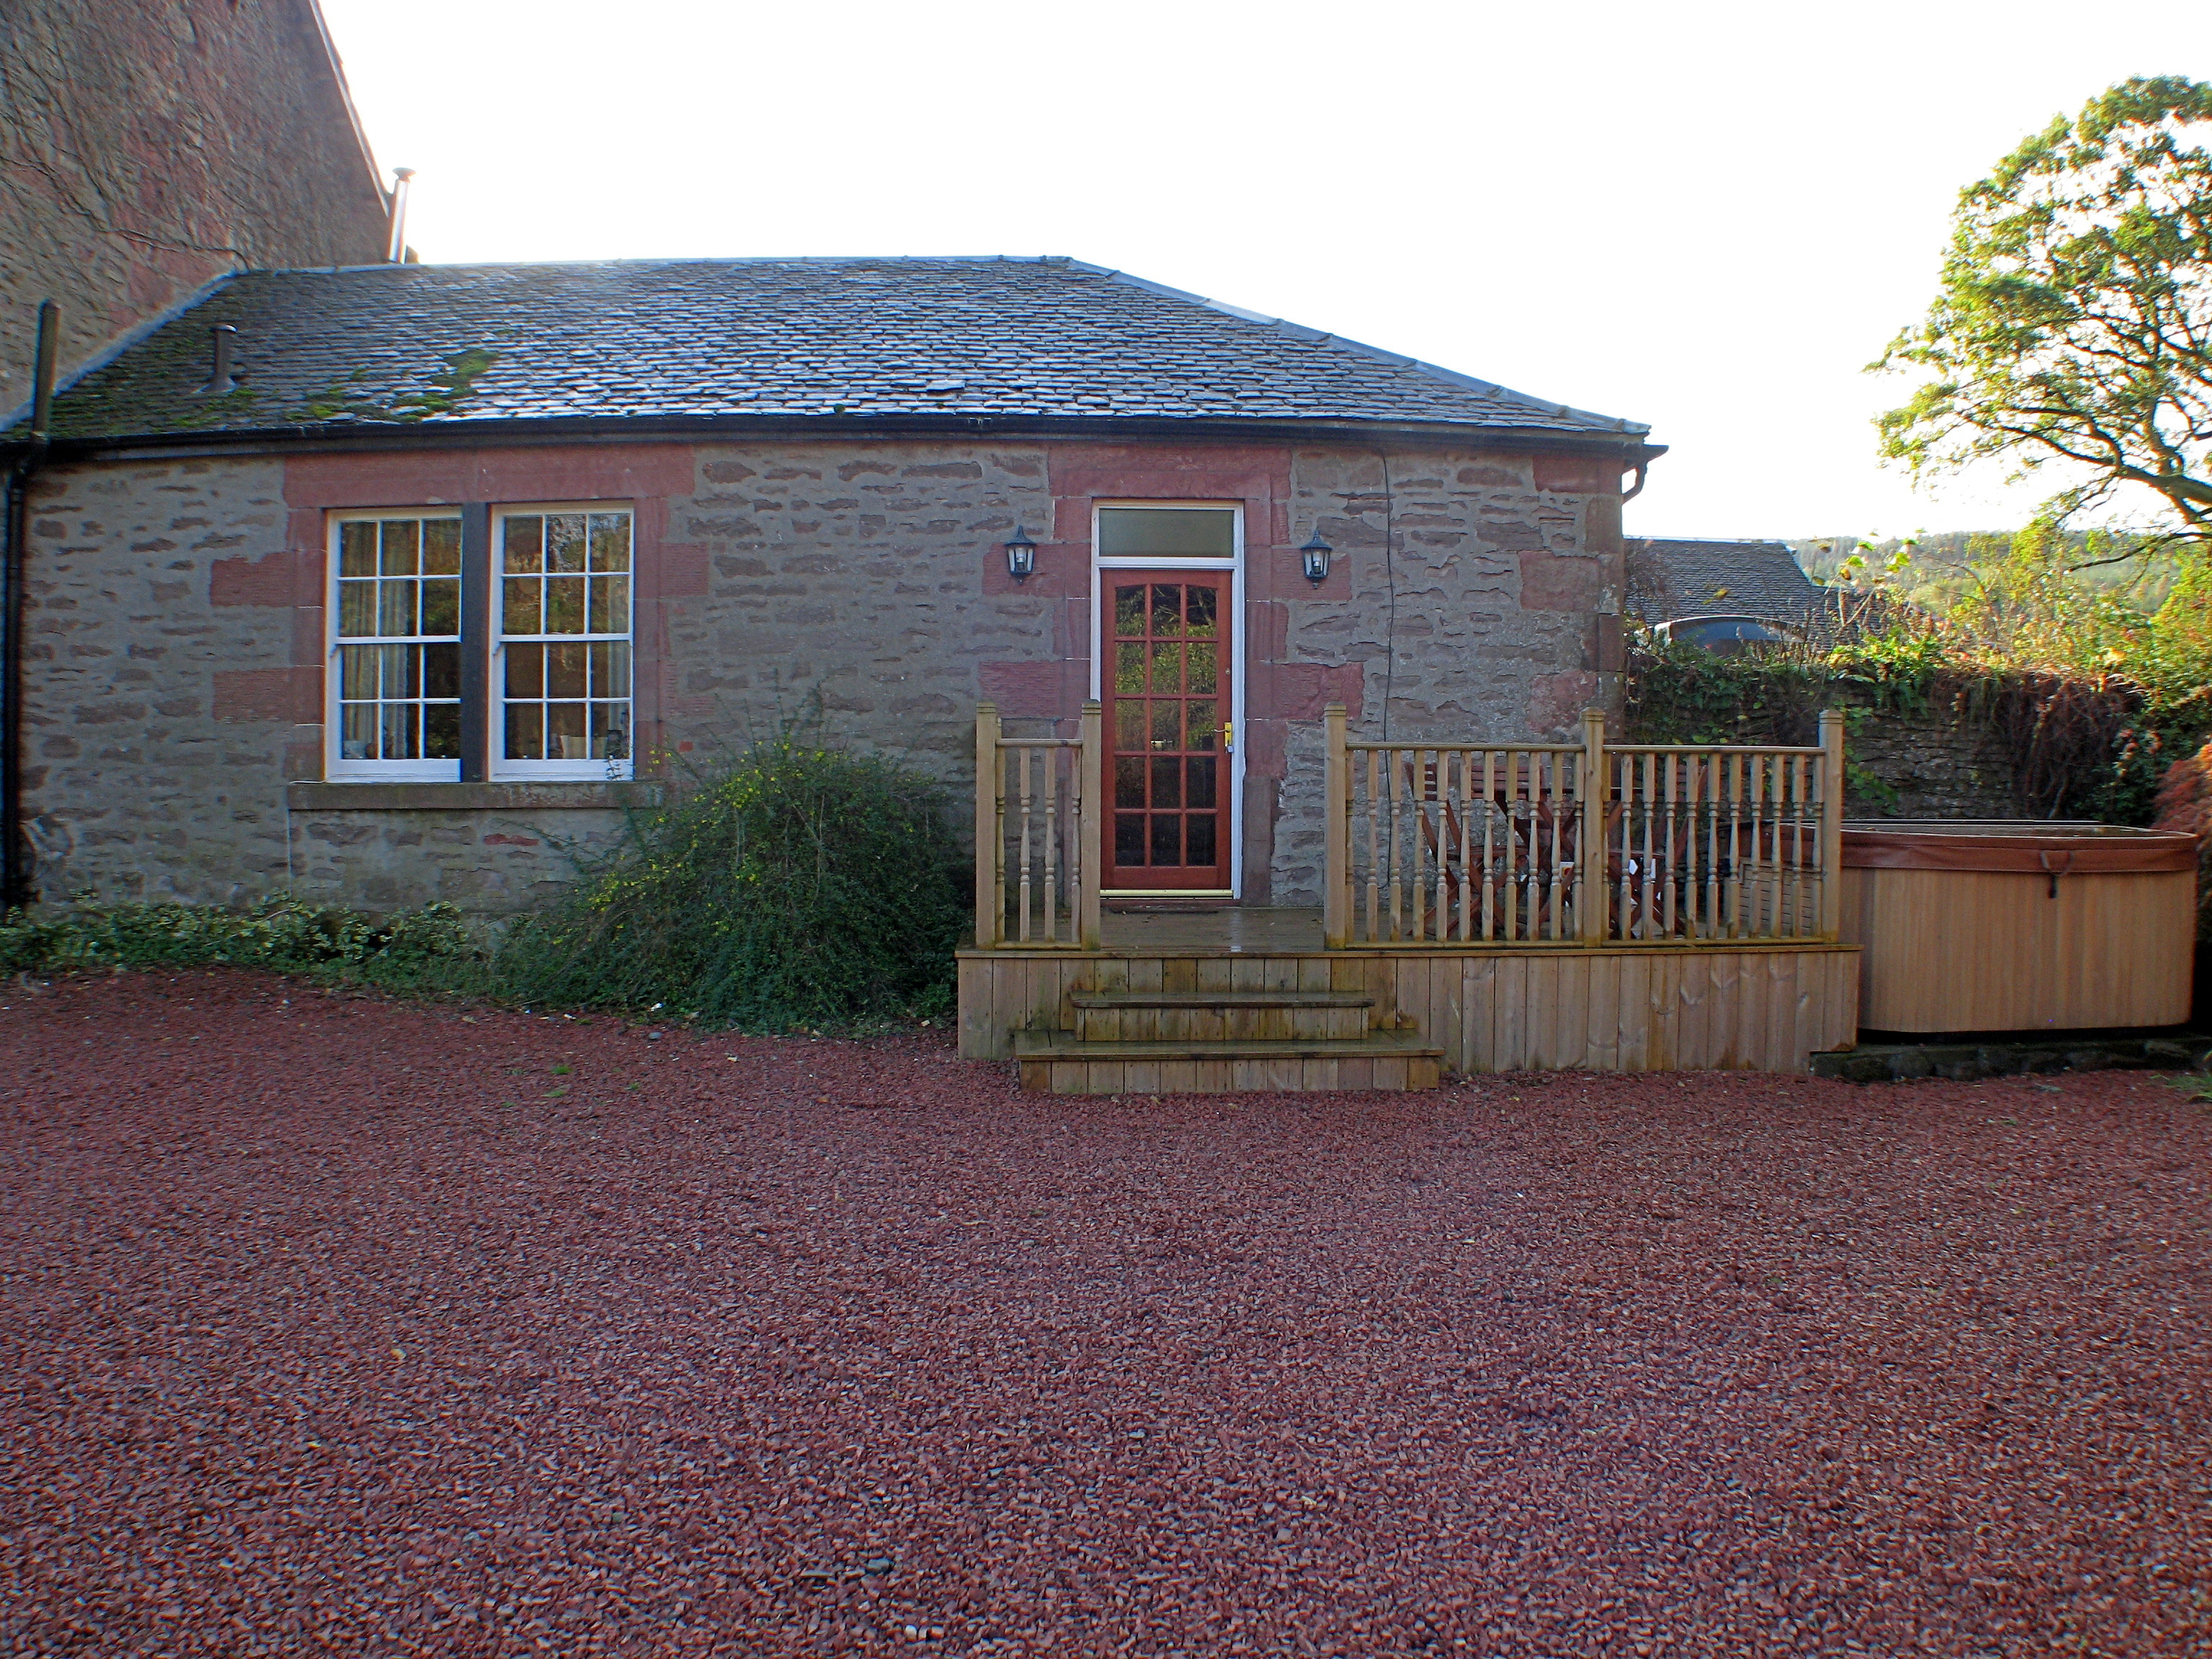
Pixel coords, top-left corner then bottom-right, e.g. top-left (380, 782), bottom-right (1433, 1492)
top-left (1839, 821), bottom-right (2198, 1033)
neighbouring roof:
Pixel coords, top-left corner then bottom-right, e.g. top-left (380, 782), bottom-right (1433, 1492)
top-left (1624, 537), bottom-right (1821, 626)
top-left (15, 256), bottom-right (1657, 449)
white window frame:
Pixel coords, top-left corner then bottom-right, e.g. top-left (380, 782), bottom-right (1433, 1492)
top-left (1089, 500), bottom-right (1246, 897)
top-left (490, 501), bottom-right (636, 782)
top-left (324, 508), bottom-right (465, 783)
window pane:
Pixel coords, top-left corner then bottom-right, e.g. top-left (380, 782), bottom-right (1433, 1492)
top-left (548, 701), bottom-right (588, 759)
top-left (421, 518), bottom-right (461, 575)
top-left (1115, 754), bottom-right (1144, 809)
top-left (1114, 585), bottom-right (1145, 637)
top-left (588, 513), bottom-right (631, 572)
top-left (381, 643), bottom-right (417, 698)
top-left (1097, 508), bottom-right (1234, 559)
top-left (505, 642), bottom-right (544, 698)
top-left (589, 642), bottom-right (631, 698)
top-left (505, 703), bottom-right (544, 760)
top-left (1150, 755), bottom-right (1182, 809)
top-left (423, 702), bottom-right (461, 760)
top-left (544, 576), bottom-right (585, 634)
top-left (593, 703), bottom-right (631, 760)
top-left (381, 701), bottom-right (417, 760)
top-left (588, 575), bottom-right (629, 634)
top-left (1149, 815), bottom-right (1181, 866)
top-left (339, 644), bottom-right (377, 698)
top-left (1187, 700), bottom-right (1218, 751)
top-left (341, 702), bottom-right (376, 760)
top-left (379, 578), bottom-right (417, 637)
top-left (422, 643), bottom-right (459, 699)
top-left (547, 642), bottom-right (588, 698)
top-left (339, 521), bottom-right (377, 577)
top-left (421, 577), bottom-right (459, 636)
top-left (379, 520), bottom-right (419, 576)
top-left (1114, 700), bottom-right (1143, 750)
top-left (547, 514), bottom-right (587, 574)
top-left (338, 580), bottom-right (376, 637)
top-left (503, 516), bottom-right (544, 573)
top-left (503, 577), bottom-right (540, 635)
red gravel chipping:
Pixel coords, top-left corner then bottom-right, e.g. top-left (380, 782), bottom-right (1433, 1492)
top-left (2, 971), bottom-right (2208, 1657)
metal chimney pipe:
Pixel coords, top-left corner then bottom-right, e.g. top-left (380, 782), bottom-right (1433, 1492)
top-left (386, 167), bottom-right (415, 262)
top-left (203, 323), bottom-right (238, 394)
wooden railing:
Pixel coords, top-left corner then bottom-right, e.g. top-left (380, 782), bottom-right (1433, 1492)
top-left (974, 701), bottom-right (1102, 949)
top-left (1323, 705), bottom-right (1844, 948)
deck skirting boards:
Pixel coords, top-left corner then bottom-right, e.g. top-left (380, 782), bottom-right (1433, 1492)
top-left (959, 943), bottom-right (1861, 1075)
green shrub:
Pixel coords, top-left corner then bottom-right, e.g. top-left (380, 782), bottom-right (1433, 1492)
top-left (0, 894), bottom-right (477, 983)
top-left (491, 735), bottom-right (966, 1029)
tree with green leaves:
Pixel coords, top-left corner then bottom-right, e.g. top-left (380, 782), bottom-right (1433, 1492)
top-left (1875, 77), bottom-right (2212, 559)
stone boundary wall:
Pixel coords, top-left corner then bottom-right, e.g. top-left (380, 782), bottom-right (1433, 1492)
top-left (1841, 698), bottom-right (2018, 820)
top-left (22, 433), bottom-right (1625, 914)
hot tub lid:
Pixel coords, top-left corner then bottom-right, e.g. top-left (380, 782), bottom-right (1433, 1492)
top-left (1842, 819), bottom-right (2200, 874)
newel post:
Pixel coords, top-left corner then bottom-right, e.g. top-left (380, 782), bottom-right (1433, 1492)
top-left (1323, 703), bottom-right (1349, 948)
top-left (1581, 707), bottom-right (1609, 942)
top-left (974, 703), bottom-right (999, 948)
top-left (1078, 700), bottom-right (1104, 950)
top-left (1819, 707), bottom-right (1845, 938)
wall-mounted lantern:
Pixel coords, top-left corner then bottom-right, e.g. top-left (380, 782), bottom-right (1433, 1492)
top-left (1299, 530), bottom-right (1333, 585)
top-left (1004, 526), bottom-right (1038, 582)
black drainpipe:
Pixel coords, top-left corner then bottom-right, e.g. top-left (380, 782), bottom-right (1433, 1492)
top-left (3, 300), bottom-right (59, 913)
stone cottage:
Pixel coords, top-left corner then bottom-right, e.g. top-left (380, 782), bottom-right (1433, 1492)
top-left (2, 256), bottom-right (1661, 914)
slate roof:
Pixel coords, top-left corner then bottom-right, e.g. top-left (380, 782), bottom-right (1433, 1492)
top-left (1624, 538), bottom-right (1822, 625)
top-left (17, 256), bottom-right (1655, 447)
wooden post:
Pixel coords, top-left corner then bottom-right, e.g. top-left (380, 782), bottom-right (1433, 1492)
top-left (1819, 707), bottom-right (1845, 939)
top-left (1078, 700), bottom-right (1104, 950)
top-left (1323, 703), bottom-right (1349, 948)
top-left (974, 703), bottom-right (999, 948)
top-left (1581, 707), bottom-right (1607, 942)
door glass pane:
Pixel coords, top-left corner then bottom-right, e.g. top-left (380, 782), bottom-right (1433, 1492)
top-left (1187, 700), bottom-right (1218, 750)
top-left (1150, 701), bottom-right (1179, 748)
top-left (1150, 756), bottom-right (1182, 809)
top-left (1114, 585), bottom-right (1146, 636)
top-left (1187, 755), bottom-right (1216, 809)
top-left (1187, 640), bottom-right (1216, 688)
top-left (1150, 585), bottom-right (1182, 637)
top-left (1186, 814), bottom-right (1217, 866)
top-left (1149, 816), bottom-right (1180, 866)
top-left (1115, 643), bottom-right (1145, 696)
top-left (1186, 586), bottom-right (1218, 637)
top-left (1149, 640), bottom-right (1182, 692)
top-left (1114, 701), bottom-right (1144, 749)
top-left (1115, 814), bottom-right (1145, 866)
top-left (1115, 755), bottom-right (1145, 809)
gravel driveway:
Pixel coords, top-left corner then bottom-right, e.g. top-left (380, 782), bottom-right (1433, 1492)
top-left (1, 969), bottom-right (2207, 1657)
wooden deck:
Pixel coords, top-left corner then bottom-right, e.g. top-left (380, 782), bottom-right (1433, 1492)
top-left (959, 907), bottom-right (1861, 1082)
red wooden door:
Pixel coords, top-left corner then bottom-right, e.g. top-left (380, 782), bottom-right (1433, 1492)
top-left (1103, 571), bottom-right (1232, 890)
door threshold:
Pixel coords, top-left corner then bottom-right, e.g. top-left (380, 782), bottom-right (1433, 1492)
top-left (1103, 894), bottom-right (1237, 912)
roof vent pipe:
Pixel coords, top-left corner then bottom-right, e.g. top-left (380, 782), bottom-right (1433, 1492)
top-left (385, 167), bottom-right (415, 263)
top-left (202, 324), bottom-right (238, 395)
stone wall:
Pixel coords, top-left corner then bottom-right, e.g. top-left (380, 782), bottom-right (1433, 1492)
top-left (1842, 699), bottom-right (2018, 819)
top-left (2, 0), bottom-right (388, 411)
top-left (21, 432), bottom-right (1622, 912)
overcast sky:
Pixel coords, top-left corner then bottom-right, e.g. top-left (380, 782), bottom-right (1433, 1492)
top-left (318, 0), bottom-right (2210, 544)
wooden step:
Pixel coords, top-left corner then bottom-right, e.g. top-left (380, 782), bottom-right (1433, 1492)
top-left (1069, 990), bottom-right (1376, 1043)
top-left (1013, 1029), bottom-right (1442, 1094)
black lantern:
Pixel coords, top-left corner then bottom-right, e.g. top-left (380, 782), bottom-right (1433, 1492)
top-left (1004, 526), bottom-right (1038, 582)
top-left (1299, 530), bottom-right (1333, 585)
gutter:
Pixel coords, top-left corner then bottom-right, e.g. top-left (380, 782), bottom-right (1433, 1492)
top-left (22, 410), bottom-right (1668, 471)
top-left (1, 302), bottom-right (58, 912)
